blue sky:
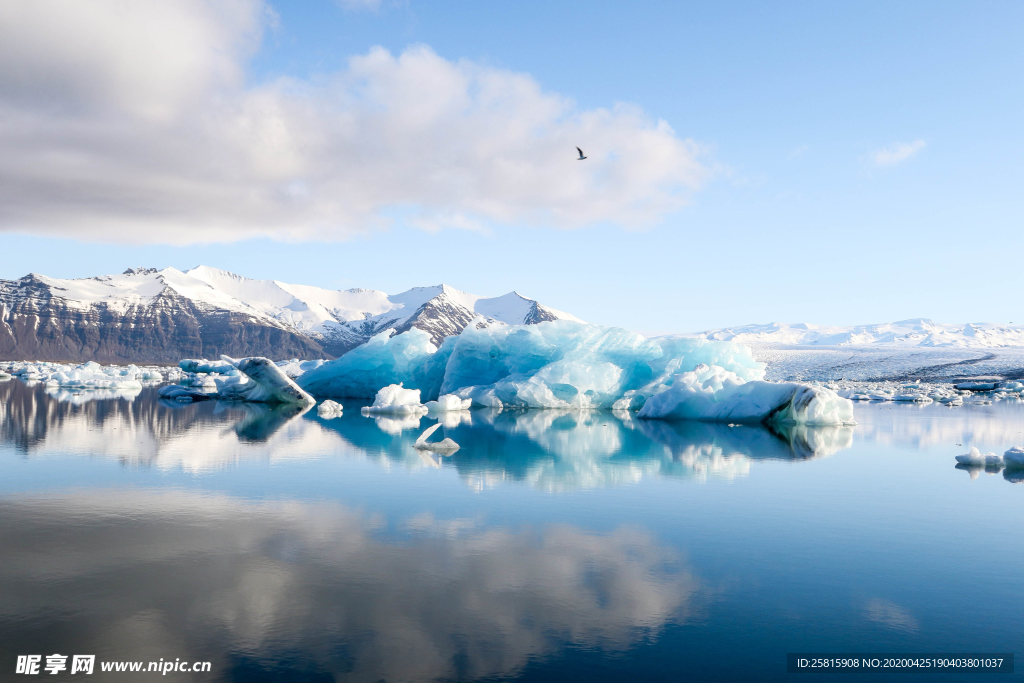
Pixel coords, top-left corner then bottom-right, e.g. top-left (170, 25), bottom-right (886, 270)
top-left (0, 0), bottom-right (1021, 332)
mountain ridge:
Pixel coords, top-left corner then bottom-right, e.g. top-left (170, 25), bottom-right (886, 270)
top-left (0, 266), bottom-right (581, 363)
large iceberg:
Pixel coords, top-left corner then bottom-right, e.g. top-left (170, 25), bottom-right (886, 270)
top-left (297, 320), bottom-right (854, 425)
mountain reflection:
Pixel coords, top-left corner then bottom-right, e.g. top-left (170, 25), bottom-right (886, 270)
top-left (0, 491), bottom-right (703, 682)
top-left (0, 379), bottom-right (349, 471)
top-left (0, 381), bottom-right (853, 487)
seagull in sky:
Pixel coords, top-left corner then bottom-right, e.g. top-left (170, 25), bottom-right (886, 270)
top-left (576, 147), bottom-right (587, 160)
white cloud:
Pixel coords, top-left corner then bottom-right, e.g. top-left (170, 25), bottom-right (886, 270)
top-left (0, 0), bottom-right (708, 244)
top-left (872, 139), bottom-right (926, 167)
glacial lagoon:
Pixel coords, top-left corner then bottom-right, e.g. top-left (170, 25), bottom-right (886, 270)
top-left (1, 380), bottom-right (1022, 681)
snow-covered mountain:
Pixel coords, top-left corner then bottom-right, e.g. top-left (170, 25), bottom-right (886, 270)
top-left (182, 266), bottom-right (578, 354)
top-left (689, 319), bottom-right (1024, 348)
top-left (0, 266), bottom-right (581, 363)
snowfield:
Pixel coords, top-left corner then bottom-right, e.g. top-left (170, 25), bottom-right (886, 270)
top-left (741, 344), bottom-right (1024, 383)
top-left (674, 319), bottom-right (1024, 383)
top-left (690, 319), bottom-right (1024, 348)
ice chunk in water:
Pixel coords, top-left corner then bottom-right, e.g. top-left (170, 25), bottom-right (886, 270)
top-left (179, 359), bottom-right (238, 375)
top-left (361, 383), bottom-right (426, 415)
top-left (636, 364), bottom-right (855, 425)
top-left (424, 394), bottom-right (472, 412)
top-left (157, 385), bottom-right (211, 401)
top-left (1003, 447), bottom-right (1024, 468)
top-left (316, 400), bottom-right (344, 418)
top-left (414, 422), bottom-right (460, 454)
top-left (9, 360), bottom-right (158, 391)
top-left (218, 356), bottom-right (316, 405)
top-left (955, 447), bottom-right (1002, 466)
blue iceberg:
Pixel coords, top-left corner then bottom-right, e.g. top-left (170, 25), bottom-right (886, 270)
top-left (299, 328), bottom-right (452, 399)
top-left (296, 320), bottom-right (853, 424)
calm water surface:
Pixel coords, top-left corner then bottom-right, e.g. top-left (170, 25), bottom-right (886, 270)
top-left (1, 379), bottom-right (1022, 682)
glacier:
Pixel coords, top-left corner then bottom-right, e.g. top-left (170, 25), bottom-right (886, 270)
top-left (297, 320), bottom-right (854, 425)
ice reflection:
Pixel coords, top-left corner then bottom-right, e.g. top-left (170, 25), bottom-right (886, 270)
top-left (45, 385), bottom-right (142, 404)
top-left (1004, 469), bottom-right (1024, 483)
top-left (0, 491), bottom-right (704, 682)
top-left (0, 381), bottom-right (856, 486)
top-left (332, 408), bottom-right (854, 491)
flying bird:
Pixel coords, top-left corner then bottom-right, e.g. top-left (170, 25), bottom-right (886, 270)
top-left (576, 147), bottom-right (587, 160)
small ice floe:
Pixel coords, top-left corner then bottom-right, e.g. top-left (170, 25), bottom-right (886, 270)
top-left (361, 383), bottom-right (427, 415)
top-left (955, 447), bottom-right (1003, 467)
top-left (6, 360), bottom-right (161, 390)
top-left (954, 382), bottom-right (998, 391)
top-left (867, 393), bottom-right (892, 401)
top-left (0, 372), bottom-right (11, 380)
top-left (157, 385), bottom-right (211, 402)
top-left (1003, 447), bottom-right (1024, 469)
top-left (938, 395), bottom-right (964, 406)
top-left (316, 400), bottom-right (344, 418)
top-left (413, 422), bottom-right (460, 454)
top-left (424, 394), bottom-right (472, 412)
top-left (893, 393), bottom-right (932, 403)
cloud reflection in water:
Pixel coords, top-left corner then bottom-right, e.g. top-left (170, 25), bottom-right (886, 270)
top-left (0, 491), bottom-right (704, 682)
